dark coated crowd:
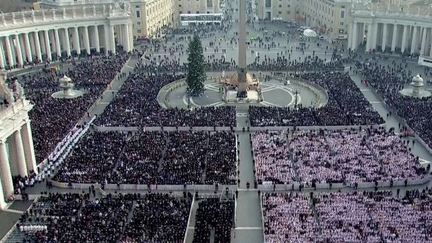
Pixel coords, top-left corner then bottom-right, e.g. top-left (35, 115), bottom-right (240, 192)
top-left (249, 71), bottom-right (385, 126)
top-left (15, 192), bottom-right (191, 243)
top-left (355, 58), bottom-right (432, 150)
top-left (94, 70), bottom-right (236, 127)
top-left (192, 198), bottom-right (234, 243)
top-left (53, 131), bottom-right (237, 186)
top-left (14, 54), bottom-right (128, 164)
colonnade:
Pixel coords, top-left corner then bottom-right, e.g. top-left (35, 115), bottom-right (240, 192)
top-left (349, 20), bottom-right (432, 57)
top-left (0, 23), bottom-right (132, 69)
top-left (0, 120), bottom-right (37, 209)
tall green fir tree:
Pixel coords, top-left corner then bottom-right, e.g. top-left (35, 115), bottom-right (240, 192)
top-left (186, 35), bottom-right (206, 96)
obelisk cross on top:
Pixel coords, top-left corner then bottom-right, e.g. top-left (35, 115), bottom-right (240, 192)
top-left (237, 0), bottom-right (247, 93)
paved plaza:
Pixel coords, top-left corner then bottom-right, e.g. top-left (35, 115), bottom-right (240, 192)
top-left (3, 7), bottom-right (432, 243)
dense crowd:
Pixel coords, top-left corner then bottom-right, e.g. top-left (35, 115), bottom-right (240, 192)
top-left (122, 193), bottom-right (191, 242)
top-left (355, 60), bottom-right (432, 149)
top-left (15, 54), bottom-right (128, 163)
top-left (249, 71), bottom-right (384, 126)
top-left (253, 128), bottom-right (427, 185)
top-left (315, 190), bottom-right (432, 242)
top-left (192, 198), bottom-right (234, 243)
top-left (94, 71), bottom-right (236, 127)
top-left (14, 193), bottom-right (191, 243)
top-left (248, 55), bottom-right (345, 72)
top-left (263, 190), bottom-right (432, 242)
top-left (263, 193), bottom-right (319, 243)
top-left (53, 131), bottom-right (127, 184)
top-left (53, 131), bottom-right (236, 185)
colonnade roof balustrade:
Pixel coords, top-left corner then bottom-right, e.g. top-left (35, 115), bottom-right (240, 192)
top-left (0, 5), bottom-right (130, 31)
top-left (351, 2), bottom-right (432, 19)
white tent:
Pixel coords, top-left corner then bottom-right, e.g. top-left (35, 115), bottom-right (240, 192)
top-left (303, 29), bottom-right (317, 37)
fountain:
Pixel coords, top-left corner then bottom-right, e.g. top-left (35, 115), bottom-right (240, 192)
top-left (51, 75), bottom-right (84, 99)
top-left (399, 74), bottom-right (431, 98)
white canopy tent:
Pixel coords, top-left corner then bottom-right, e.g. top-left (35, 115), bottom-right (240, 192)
top-left (303, 29), bottom-right (317, 37)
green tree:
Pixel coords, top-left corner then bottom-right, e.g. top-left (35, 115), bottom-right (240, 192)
top-left (186, 35), bottom-right (206, 96)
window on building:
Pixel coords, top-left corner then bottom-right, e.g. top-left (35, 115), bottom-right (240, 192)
top-left (265, 0), bottom-right (271, 8)
top-left (340, 10), bottom-right (344, 18)
top-left (179, 11), bottom-right (182, 14)
top-left (340, 22), bottom-right (344, 26)
top-left (279, 4), bottom-right (282, 7)
top-left (287, 4), bottom-right (290, 8)
top-left (207, 0), bottom-right (212, 7)
top-left (179, 4), bottom-right (182, 7)
top-left (137, 30), bottom-right (142, 33)
top-left (287, 11), bottom-right (290, 14)
top-left (137, 22), bottom-right (141, 25)
top-left (136, 5), bottom-right (139, 8)
top-left (136, 11), bottom-right (140, 18)
top-left (196, 11), bottom-right (199, 13)
top-left (278, 11), bottom-right (282, 14)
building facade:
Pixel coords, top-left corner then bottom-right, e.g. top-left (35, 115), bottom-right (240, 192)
top-left (0, 6), bottom-right (132, 69)
top-left (256, 0), bottom-right (300, 22)
top-left (255, 0), bottom-right (351, 39)
top-left (0, 73), bottom-right (36, 209)
top-left (178, 0), bottom-right (220, 14)
top-left (349, 2), bottom-right (432, 59)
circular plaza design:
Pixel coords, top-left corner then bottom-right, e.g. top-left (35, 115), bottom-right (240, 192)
top-left (158, 72), bottom-right (328, 109)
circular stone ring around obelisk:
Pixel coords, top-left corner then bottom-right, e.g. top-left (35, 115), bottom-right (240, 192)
top-left (157, 72), bottom-right (328, 109)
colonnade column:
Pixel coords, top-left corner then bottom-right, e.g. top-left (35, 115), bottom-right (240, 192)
top-left (83, 26), bottom-right (90, 54)
top-left (411, 26), bottom-right (419, 54)
top-left (352, 22), bottom-right (358, 50)
top-left (21, 122), bottom-right (37, 174)
top-left (348, 21), bottom-right (353, 50)
top-left (382, 24), bottom-right (388, 52)
top-left (55, 29), bottom-right (62, 58)
top-left (73, 27), bottom-right (81, 55)
top-left (34, 32), bottom-right (42, 61)
top-left (44, 30), bottom-right (51, 60)
top-left (4, 36), bottom-right (14, 67)
top-left (401, 25), bottom-right (409, 53)
top-left (0, 178), bottom-right (5, 209)
top-left (391, 24), bottom-right (398, 52)
top-left (24, 33), bottom-right (32, 63)
top-left (109, 25), bottom-right (116, 53)
top-left (124, 24), bottom-right (131, 52)
top-left (93, 25), bottom-right (100, 53)
top-left (14, 130), bottom-right (27, 177)
top-left (0, 141), bottom-right (14, 197)
top-left (0, 43), bottom-right (5, 69)
top-left (366, 23), bottom-right (372, 51)
top-left (14, 35), bottom-right (23, 66)
top-left (63, 28), bottom-right (71, 57)
top-left (420, 27), bottom-right (427, 56)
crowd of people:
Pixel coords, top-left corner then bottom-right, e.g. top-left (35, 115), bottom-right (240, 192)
top-left (315, 190), bottom-right (432, 242)
top-left (14, 192), bottom-right (191, 243)
top-left (249, 71), bottom-right (384, 127)
top-left (263, 190), bottom-right (432, 242)
top-left (17, 193), bottom-right (132, 242)
top-left (122, 193), bottom-right (191, 242)
top-left (355, 59), bottom-right (432, 150)
top-left (15, 54), bottom-right (128, 163)
top-left (253, 128), bottom-right (427, 185)
top-left (53, 130), bottom-right (236, 185)
top-left (53, 131), bottom-right (127, 184)
top-left (94, 70), bottom-right (236, 127)
top-left (263, 192), bottom-right (319, 243)
top-left (192, 198), bottom-right (234, 243)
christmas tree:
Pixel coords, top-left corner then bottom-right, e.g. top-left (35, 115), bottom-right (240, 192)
top-left (186, 35), bottom-right (206, 96)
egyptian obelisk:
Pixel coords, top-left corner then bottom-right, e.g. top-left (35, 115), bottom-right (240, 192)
top-left (237, 0), bottom-right (247, 96)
